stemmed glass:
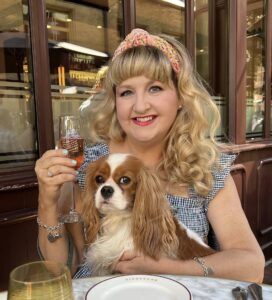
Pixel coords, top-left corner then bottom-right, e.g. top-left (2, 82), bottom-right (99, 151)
top-left (7, 261), bottom-right (74, 300)
top-left (58, 115), bottom-right (84, 223)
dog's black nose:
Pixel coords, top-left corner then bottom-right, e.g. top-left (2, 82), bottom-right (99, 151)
top-left (101, 186), bottom-right (114, 199)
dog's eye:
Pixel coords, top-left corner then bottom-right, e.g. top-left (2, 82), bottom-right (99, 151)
top-left (119, 176), bottom-right (131, 185)
top-left (95, 175), bottom-right (105, 184)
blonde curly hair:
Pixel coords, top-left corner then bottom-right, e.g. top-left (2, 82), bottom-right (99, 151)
top-left (88, 35), bottom-right (221, 196)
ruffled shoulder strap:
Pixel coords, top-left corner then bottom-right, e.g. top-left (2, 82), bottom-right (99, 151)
top-left (202, 152), bottom-right (237, 208)
top-left (77, 143), bottom-right (109, 190)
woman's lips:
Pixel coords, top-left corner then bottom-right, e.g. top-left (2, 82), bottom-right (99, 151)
top-left (132, 115), bottom-right (157, 126)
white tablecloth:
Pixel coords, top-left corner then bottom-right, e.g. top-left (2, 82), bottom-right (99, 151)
top-left (0, 291), bottom-right (7, 300)
top-left (2, 275), bottom-right (272, 299)
top-left (73, 275), bottom-right (272, 300)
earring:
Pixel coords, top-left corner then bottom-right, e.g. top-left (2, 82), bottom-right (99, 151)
top-left (178, 105), bottom-right (182, 111)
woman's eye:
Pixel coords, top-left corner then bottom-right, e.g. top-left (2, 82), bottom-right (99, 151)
top-left (120, 90), bottom-right (132, 97)
top-left (149, 85), bottom-right (162, 93)
top-left (119, 176), bottom-right (131, 185)
top-left (95, 175), bottom-right (105, 184)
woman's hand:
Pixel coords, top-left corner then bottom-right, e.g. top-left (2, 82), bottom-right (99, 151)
top-left (114, 250), bottom-right (172, 274)
top-left (35, 149), bottom-right (78, 208)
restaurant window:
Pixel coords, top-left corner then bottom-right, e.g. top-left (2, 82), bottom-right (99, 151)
top-left (195, 0), bottom-right (209, 82)
top-left (0, 0), bottom-right (37, 169)
top-left (135, 0), bottom-right (185, 43)
top-left (246, 0), bottom-right (265, 140)
top-left (45, 0), bottom-right (124, 144)
top-left (195, 0), bottom-right (228, 142)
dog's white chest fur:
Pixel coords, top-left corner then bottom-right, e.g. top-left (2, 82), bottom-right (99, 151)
top-left (85, 213), bottom-right (134, 276)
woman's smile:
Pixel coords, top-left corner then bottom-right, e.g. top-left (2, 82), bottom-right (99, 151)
top-left (131, 115), bottom-right (157, 126)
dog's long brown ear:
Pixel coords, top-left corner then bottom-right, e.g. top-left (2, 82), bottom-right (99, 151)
top-left (81, 161), bottom-right (101, 244)
top-left (132, 168), bottom-right (179, 259)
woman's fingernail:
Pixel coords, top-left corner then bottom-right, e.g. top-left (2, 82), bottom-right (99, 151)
top-left (75, 171), bottom-right (79, 175)
top-left (63, 149), bottom-right (68, 155)
top-left (71, 160), bottom-right (77, 165)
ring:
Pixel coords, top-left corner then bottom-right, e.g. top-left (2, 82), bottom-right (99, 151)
top-left (47, 170), bottom-right (53, 177)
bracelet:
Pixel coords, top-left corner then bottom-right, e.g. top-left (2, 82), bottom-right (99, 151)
top-left (37, 217), bottom-right (64, 243)
top-left (193, 257), bottom-right (214, 277)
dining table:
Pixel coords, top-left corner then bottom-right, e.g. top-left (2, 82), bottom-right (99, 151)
top-left (1, 274), bottom-right (271, 299)
top-left (72, 274), bottom-right (272, 300)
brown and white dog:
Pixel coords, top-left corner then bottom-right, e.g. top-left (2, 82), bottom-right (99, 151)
top-left (82, 153), bottom-right (215, 275)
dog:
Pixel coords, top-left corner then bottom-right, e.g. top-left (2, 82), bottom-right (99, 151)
top-left (82, 153), bottom-right (215, 275)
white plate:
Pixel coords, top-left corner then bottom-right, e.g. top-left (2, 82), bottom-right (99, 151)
top-left (85, 275), bottom-right (192, 300)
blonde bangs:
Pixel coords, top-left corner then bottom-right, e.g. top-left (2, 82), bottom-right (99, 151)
top-left (107, 46), bottom-right (175, 88)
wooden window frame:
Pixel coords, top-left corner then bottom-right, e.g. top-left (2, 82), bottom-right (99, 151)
top-left (228, 0), bottom-right (247, 144)
top-left (29, 0), bottom-right (54, 153)
top-left (123, 0), bottom-right (136, 35)
top-left (264, 0), bottom-right (272, 138)
top-left (185, 0), bottom-right (195, 63)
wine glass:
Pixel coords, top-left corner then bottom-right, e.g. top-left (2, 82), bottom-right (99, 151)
top-left (7, 261), bottom-right (74, 300)
top-left (58, 115), bottom-right (84, 223)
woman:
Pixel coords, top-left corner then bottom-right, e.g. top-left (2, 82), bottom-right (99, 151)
top-left (35, 28), bottom-right (264, 282)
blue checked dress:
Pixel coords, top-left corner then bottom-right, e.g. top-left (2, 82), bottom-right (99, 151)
top-left (73, 143), bottom-right (236, 278)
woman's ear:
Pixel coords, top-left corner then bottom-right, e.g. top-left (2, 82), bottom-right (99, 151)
top-left (132, 168), bottom-right (178, 259)
top-left (81, 162), bottom-right (101, 244)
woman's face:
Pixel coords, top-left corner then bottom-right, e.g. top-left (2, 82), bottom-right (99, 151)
top-left (115, 75), bottom-right (180, 146)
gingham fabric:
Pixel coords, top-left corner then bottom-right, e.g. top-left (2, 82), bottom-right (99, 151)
top-left (73, 143), bottom-right (236, 278)
top-left (73, 262), bottom-right (92, 279)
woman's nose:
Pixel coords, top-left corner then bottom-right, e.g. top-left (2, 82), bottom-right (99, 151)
top-left (133, 93), bottom-right (150, 114)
